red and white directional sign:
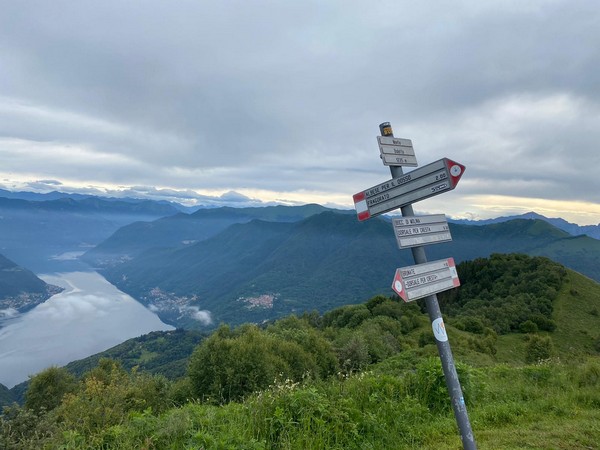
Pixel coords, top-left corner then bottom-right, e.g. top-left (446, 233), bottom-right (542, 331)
top-left (392, 214), bottom-right (452, 248)
top-left (391, 257), bottom-right (460, 302)
top-left (353, 158), bottom-right (465, 221)
top-left (377, 136), bottom-right (418, 167)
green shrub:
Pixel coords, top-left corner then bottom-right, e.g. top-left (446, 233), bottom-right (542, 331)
top-left (520, 320), bottom-right (538, 334)
top-left (338, 333), bottom-right (370, 373)
top-left (55, 360), bottom-right (172, 436)
top-left (455, 316), bottom-right (487, 334)
top-left (188, 324), bottom-right (326, 403)
top-left (467, 334), bottom-right (497, 355)
top-left (407, 357), bottom-right (474, 413)
top-left (524, 335), bottom-right (554, 363)
top-left (0, 404), bottom-right (58, 449)
top-left (24, 366), bottom-right (77, 413)
top-left (418, 330), bottom-right (436, 347)
top-left (169, 377), bottom-right (195, 406)
top-left (577, 360), bottom-right (600, 387)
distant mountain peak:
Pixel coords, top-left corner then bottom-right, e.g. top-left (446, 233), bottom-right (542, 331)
top-left (449, 211), bottom-right (600, 240)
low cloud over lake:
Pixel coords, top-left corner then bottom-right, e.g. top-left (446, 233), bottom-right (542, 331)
top-left (0, 271), bottom-right (172, 388)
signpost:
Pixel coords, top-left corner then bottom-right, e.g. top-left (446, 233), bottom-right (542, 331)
top-left (377, 136), bottom-right (418, 167)
top-left (392, 214), bottom-right (452, 248)
top-left (351, 122), bottom-right (477, 449)
top-left (353, 158), bottom-right (465, 221)
top-left (391, 257), bottom-right (460, 302)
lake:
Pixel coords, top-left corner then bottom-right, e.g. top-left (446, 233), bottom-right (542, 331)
top-left (0, 271), bottom-right (173, 388)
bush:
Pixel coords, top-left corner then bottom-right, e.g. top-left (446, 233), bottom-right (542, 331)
top-left (520, 320), bottom-right (538, 334)
top-left (267, 316), bottom-right (339, 379)
top-left (338, 334), bottom-right (370, 373)
top-left (188, 325), bottom-right (321, 403)
top-left (322, 304), bottom-right (371, 329)
top-left (25, 366), bottom-right (77, 413)
top-left (467, 334), bottom-right (497, 356)
top-left (525, 335), bottom-right (554, 363)
top-left (418, 331), bottom-right (435, 347)
top-left (529, 314), bottom-right (557, 332)
top-left (0, 404), bottom-right (59, 449)
top-left (55, 359), bottom-right (172, 436)
top-left (455, 316), bottom-right (486, 334)
top-left (577, 360), bottom-right (600, 387)
top-left (407, 357), bottom-right (474, 413)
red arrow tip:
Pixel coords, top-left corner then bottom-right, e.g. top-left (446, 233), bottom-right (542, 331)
top-left (391, 269), bottom-right (407, 301)
top-left (445, 159), bottom-right (466, 187)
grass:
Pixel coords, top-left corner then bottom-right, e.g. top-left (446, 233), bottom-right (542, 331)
top-left (420, 361), bottom-right (600, 449)
top-left (5, 265), bottom-right (600, 449)
top-left (37, 357), bottom-right (600, 449)
top-left (552, 271), bottom-right (600, 357)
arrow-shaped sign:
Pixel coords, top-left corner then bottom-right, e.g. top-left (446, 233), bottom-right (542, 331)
top-left (353, 158), bottom-right (465, 221)
top-left (391, 257), bottom-right (460, 302)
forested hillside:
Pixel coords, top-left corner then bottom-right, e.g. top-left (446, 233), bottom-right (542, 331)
top-left (3, 254), bottom-right (599, 448)
top-left (93, 209), bottom-right (600, 329)
top-left (82, 204), bottom-right (332, 268)
top-left (64, 329), bottom-right (205, 380)
top-left (0, 253), bottom-right (63, 313)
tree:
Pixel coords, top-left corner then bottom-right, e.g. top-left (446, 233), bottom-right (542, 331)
top-left (24, 366), bottom-right (77, 413)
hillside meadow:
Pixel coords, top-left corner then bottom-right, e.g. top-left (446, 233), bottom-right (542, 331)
top-left (2, 254), bottom-right (600, 449)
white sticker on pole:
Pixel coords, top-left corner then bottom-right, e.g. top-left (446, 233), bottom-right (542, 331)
top-left (432, 318), bottom-right (448, 342)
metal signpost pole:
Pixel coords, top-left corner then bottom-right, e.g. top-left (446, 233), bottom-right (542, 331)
top-left (379, 122), bottom-right (477, 449)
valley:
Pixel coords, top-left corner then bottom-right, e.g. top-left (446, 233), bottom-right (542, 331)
top-left (1, 192), bottom-right (599, 448)
top-left (1, 253), bottom-right (599, 448)
top-left (87, 208), bottom-right (600, 329)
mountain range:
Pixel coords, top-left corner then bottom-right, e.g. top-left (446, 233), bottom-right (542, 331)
top-left (2, 188), bottom-right (600, 330)
top-left (82, 203), bottom-right (334, 268)
top-left (0, 194), bottom-right (181, 272)
top-left (84, 208), bottom-right (600, 329)
top-left (449, 211), bottom-right (600, 239)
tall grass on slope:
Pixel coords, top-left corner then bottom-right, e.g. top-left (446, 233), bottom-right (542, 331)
top-left (23, 357), bottom-right (599, 450)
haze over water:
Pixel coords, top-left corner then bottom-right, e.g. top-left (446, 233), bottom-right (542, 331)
top-left (0, 271), bottom-right (173, 388)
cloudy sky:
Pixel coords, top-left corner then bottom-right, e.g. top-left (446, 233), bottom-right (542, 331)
top-left (1, 1), bottom-right (599, 224)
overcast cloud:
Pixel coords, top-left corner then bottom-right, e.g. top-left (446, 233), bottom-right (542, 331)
top-left (1, 1), bottom-right (599, 224)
